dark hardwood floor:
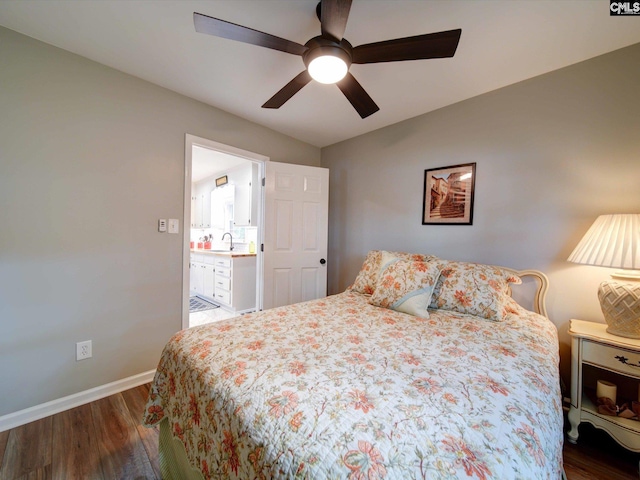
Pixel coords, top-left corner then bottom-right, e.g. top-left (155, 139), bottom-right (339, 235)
top-left (0, 384), bottom-right (159, 480)
top-left (0, 384), bottom-right (638, 479)
top-left (564, 422), bottom-right (640, 480)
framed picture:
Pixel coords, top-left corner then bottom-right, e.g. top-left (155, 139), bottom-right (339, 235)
top-left (215, 175), bottom-right (228, 187)
top-left (422, 163), bottom-right (476, 225)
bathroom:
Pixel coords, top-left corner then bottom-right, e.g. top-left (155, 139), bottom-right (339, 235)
top-left (189, 146), bottom-right (260, 326)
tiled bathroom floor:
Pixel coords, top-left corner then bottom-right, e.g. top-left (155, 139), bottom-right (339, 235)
top-left (189, 301), bottom-right (238, 327)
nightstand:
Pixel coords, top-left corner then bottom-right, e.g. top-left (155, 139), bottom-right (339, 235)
top-left (568, 319), bottom-right (640, 451)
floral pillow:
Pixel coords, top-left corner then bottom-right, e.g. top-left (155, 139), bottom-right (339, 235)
top-left (369, 258), bottom-right (441, 318)
top-left (350, 250), bottom-right (438, 295)
top-left (429, 260), bottom-right (522, 321)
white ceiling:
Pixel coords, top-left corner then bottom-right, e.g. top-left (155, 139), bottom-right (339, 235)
top-left (191, 145), bottom-right (248, 183)
top-left (1, 1), bottom-right (639, 148)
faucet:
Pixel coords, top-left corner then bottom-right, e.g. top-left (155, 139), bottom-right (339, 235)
top-left (222, 232), bottom-right (234, 251)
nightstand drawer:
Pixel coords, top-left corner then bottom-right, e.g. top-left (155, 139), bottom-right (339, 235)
top-left (583, 340), bottom-right (640, 378)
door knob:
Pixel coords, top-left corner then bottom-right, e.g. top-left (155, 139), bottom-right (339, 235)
top-left (320, 258), bottom-right (326, 265)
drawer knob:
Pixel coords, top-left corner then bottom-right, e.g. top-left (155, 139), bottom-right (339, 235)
top-left (615, 355), bottom-right (640, 368)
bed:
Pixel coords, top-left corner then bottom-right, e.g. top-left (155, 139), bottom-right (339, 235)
top-left (144, 251), bottom-right (564, 479)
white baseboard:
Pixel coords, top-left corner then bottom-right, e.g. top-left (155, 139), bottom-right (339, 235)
top-left (0, 370), bottom-right (156, 433)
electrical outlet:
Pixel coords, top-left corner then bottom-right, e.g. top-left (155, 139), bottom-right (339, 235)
top-left (76, 340), bottom-right (92, 361)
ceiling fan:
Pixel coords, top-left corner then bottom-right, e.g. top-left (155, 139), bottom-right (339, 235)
top-left (194, 0), bottom-right (461, 119)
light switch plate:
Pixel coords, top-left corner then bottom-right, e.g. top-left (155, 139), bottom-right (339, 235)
top-left (168, 219), bottom-right (179, 234)
top-left (158, 219), bottom-right (167, 232)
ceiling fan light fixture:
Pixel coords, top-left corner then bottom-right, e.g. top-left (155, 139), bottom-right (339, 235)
top-left (308, 55), bottom-right (348, 84)
top-left (304, 44), bottom-right (351, 84)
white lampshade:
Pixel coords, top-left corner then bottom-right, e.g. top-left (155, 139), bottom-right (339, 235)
top-left (568, 214), bottom-right (640, 271)
top-left (568, 214), bottom-right (640, 338)
top-left (307, 55), bottom-right (348, 84)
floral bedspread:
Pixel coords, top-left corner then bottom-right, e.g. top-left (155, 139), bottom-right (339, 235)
top-left (144, 291), bottom-right (563, 479)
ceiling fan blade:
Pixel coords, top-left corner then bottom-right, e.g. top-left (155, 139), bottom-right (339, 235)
top-left (262, 70), bottom-right (313, 109)
top-left (336, 72), bottom-right (379, 119)
top-left (320, 0), bottom-right (352, 43)
top-left (352, 29), bottom-right (462, 64)
top-left (194, 12), bottom-right (307, 56)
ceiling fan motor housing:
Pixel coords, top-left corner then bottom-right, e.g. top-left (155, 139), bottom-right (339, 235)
top-left (303, 36), bottom-right (353, 70)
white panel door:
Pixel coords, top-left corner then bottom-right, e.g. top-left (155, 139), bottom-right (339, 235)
top-left (263, 162), bottom-right (329, 310)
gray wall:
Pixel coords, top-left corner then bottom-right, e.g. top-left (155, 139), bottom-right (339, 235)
top-left (0, 26), bottom-right (320, 417)
top-left (322, 43), bottom-right (640, 384)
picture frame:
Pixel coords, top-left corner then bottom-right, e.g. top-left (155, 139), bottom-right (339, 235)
top-left (422, 162), bottom-right (476, 225)
top-left (215, 175), bottom-right (228, 187)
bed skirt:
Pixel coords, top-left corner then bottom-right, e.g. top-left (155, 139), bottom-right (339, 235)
top-left (158, 417), bottom-right (205, 480)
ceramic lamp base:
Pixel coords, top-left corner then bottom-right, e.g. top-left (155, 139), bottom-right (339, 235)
top-left (598, 279), bottom-right (640, 338)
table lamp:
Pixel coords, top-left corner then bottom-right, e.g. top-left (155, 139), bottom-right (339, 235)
top-left (568, 214), bottom-right (640, 338)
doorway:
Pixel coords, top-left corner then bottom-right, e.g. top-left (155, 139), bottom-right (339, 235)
top-left (183, 134), bottom-right (268, 330)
